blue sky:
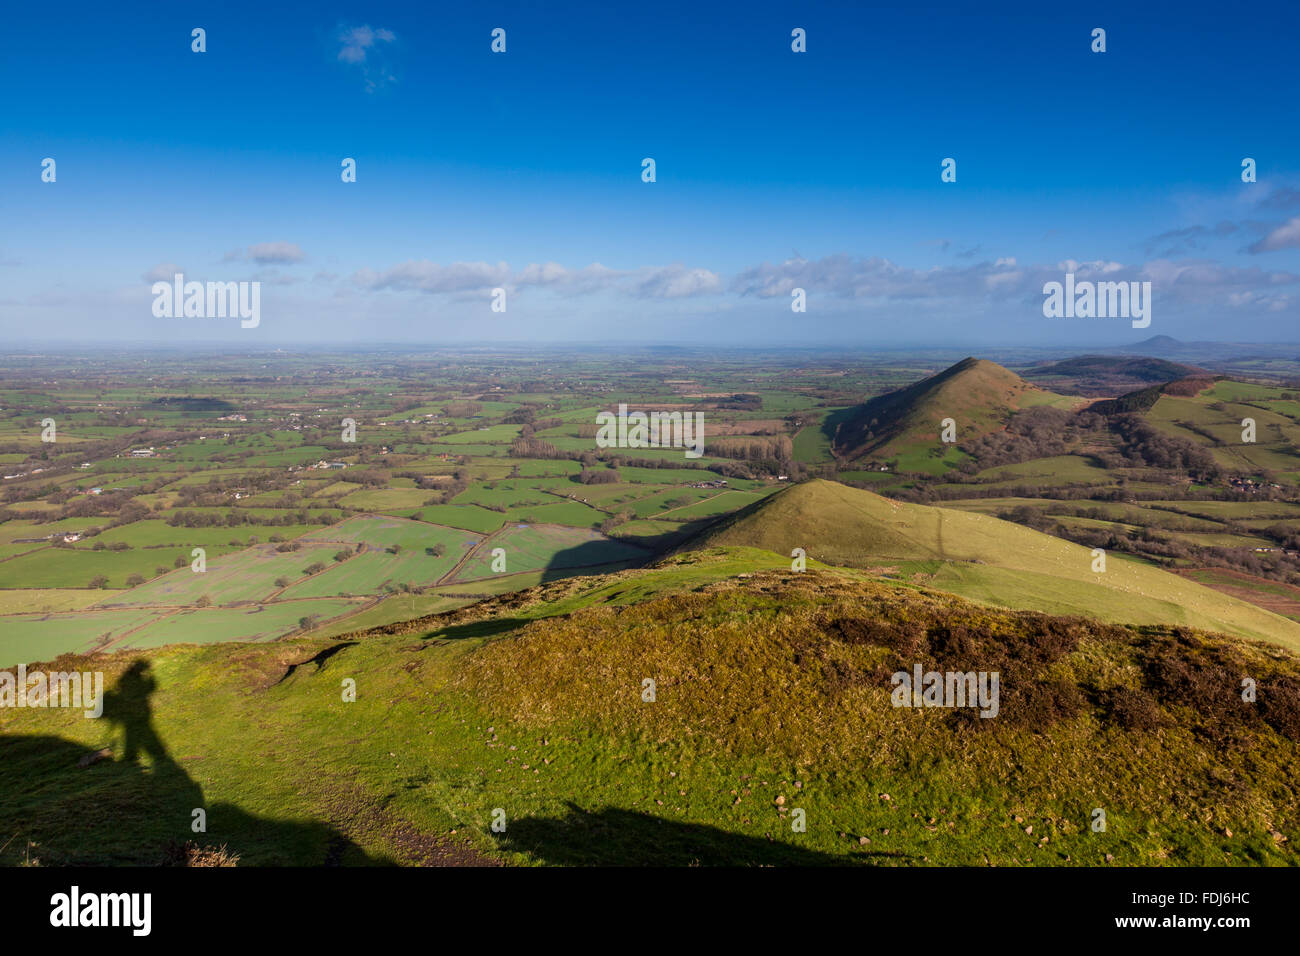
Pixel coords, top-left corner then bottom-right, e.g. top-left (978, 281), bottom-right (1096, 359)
top-left (2, 0), bottom-right (1298, 346)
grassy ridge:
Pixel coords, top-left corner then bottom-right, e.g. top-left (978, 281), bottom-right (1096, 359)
top-left (677, 480), bottom-right (1300, 651)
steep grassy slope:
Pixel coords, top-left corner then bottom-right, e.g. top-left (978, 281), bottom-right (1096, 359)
top-left (677, 480), bottom-right (1300, 651)
top-left (2, 553), bottom-right (1297, 867)
top-left (833, 358), bottom-right (1071, 467)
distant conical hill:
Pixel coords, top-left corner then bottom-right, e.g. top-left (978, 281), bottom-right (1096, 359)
top-left (832, 357), bottom-right (1063, 462)
top-left (674, 479), bottom-right (1300, 651)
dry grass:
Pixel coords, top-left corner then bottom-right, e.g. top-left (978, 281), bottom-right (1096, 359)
top-left (161, 840), bottom-right (240, 867)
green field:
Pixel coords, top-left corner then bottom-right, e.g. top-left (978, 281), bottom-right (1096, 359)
top-left (278, 548), bottom-right (464, 599)
top-left (974, 454), bottom-right (1110, 485)
top-left (96, 542), bottom-right (347, 607)
top-left (0, 546), bottom-right (237, 590)
top-left (121, 599), bottom-right (361, 649)
top-left (0, 606), bottom-right (169, 665)
top-left (452, 523), bottom-right (651, 581)
top-left (404, 505), bottom-right (508, 533)
top-left (339, 488), bottom-right (436, 510)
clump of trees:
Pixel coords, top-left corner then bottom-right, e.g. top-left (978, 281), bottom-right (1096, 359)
top-left (337, 468), bottom-right (389, 488)
top-left (422, 469), bottom-right (470, 504)
top-left (713, 394), bottom-right (762, 411)
top-left (958, 407), bottom-right (1073, 472)
top-left (599, 511), bottom-right (633, 533)
top-left (170, 509), bottom-right (334, 528)
top-left (1107, 415), bottom-right (1221, 480)
top-left (704, 435), bottom-right (793, 462)
top-left (502, 406), bottom-right (542, 425)
top-left (442, 401), bottom-right (482, 418)
top-left (510, 437), bottom-right (563, 459)
top-left (577, 468), bottom-right (620, 485)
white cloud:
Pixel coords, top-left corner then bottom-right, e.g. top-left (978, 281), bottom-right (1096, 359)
top-left (222, 243), bottom-right (305, 265)
top-left (249, 270), bottom-right (300, 286)
top-left (247, 242), bottom-right (305, 265)
top-left (515, 261), bottom-right (622, 294)
top-left (352, 260), bottom-right (510, 294)
top-left (730, 252), bottom-right (1300, 315)
top-left (1249, 216), bottom-right (1300, 253)
top-left (730, 254), bottom-right (1022, 300)
top-left (351, 260), bottom-right (721, 300)
top-left (635, 265), bottom-right (722, 299)
top-left (1141, 258), bottom-right (1300, 298)
top-left (337, 25), bottom-right (394, 64)
top-left (337, 25), bottom-right (397, 91)
top-left (334, 251), bottom-right (1300, 320)
top-left (142, 263), bottom-right (182, 283)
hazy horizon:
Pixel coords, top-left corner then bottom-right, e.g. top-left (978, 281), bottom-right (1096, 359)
top-left (1, 335), bottom-right (1298, 356)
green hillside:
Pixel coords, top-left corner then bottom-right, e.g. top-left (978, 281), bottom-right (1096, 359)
top-left (677, 479), bottom-right (1300, 651)
top-left (1139, 379), bottom-right (1300, 480)
top-left (833, 357), bottom-right (1072, 472)
top-left (3, 552), bottom-right (1297, 867)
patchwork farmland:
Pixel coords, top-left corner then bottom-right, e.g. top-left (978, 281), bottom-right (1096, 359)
top-left (0, 350), bottom-right (805, 665)
top-left (5, 347), bottom-right (1300, 666)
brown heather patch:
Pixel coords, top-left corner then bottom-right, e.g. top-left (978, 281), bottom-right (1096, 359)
top-left (456, 569), bottom-right (1300, 764)
top-left (825, 614), bottom-right (924, 655)
top-left (1259, 676), bottom-right (1300, 740)
top-left (1097, 685), bottom-right (1166, 733)
top-left (1134, 627), bottom-right (1300, 744)
top-left (823, 605), bottom-right (1092, 730)
top-left (1160, 375), bottom-right (1217, 397)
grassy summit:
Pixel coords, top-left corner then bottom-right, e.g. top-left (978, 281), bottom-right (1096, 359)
top-left (677, 479), bottom-right (1300, 651)
top-left (833, 357), bottom-right (1071, 467)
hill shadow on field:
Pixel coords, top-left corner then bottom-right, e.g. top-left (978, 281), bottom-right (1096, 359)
top-left (491, 802), bottom-right (888, 866)
top-left (0, 659), bottom-right (387, 866)
top-left (445, 531), bottom-right (656, 589)
top-left (816, 405), bottom-right (858, 456)
top-left (559, 518), bottom-right (715, 556)
top-left (537, 538), bottom-right (649, 573)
